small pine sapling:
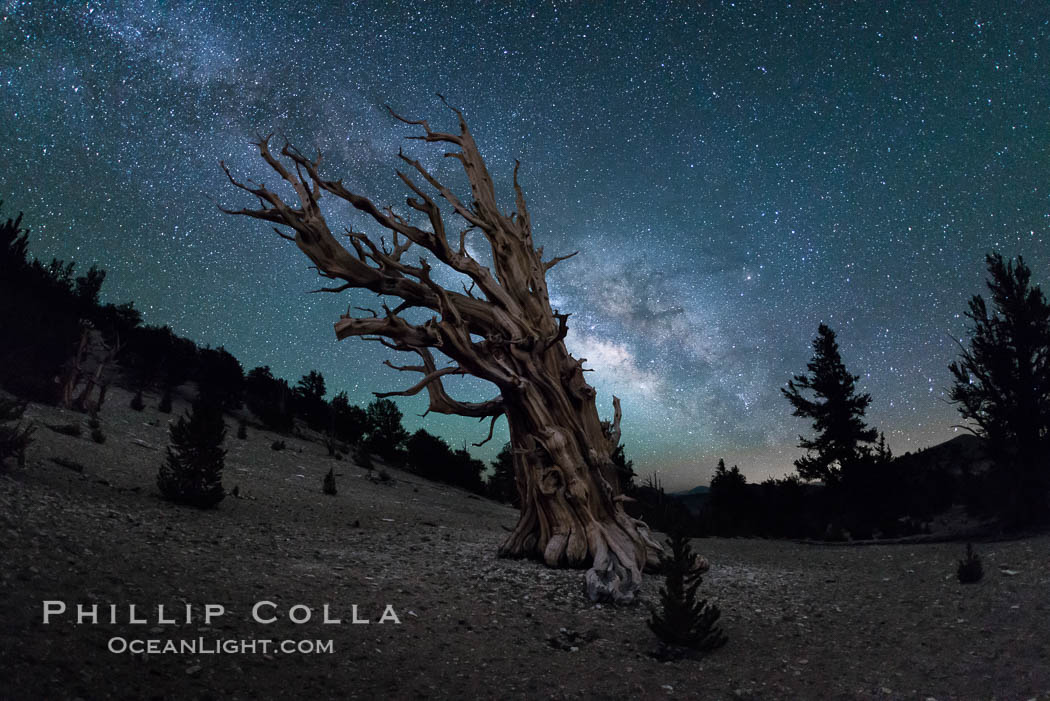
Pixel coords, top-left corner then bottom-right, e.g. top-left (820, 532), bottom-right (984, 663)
top-left (130, 389), bottom-right (145, 411)
top-left (157, 399), bottom-right (226, 508)
top-left (648, 526), bottom-right (727, 660)
top-left (957, 543), bottom-right (983, 584)
top-left (323, 466), bottom-right (337, 495)
top-left (89, 413), bottom-right (105, 444)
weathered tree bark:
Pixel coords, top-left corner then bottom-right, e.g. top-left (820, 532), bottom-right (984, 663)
top-left (220, 98), bottom-right (663, 602)
top-left (61, 322), bottom-right (120, 413)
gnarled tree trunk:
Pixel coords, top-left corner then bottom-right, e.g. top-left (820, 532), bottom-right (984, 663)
top-left (221, 98), bottom-right (665, 603)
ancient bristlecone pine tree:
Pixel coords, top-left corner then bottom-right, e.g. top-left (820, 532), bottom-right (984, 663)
top-left (221, 99), bottom-right (663, 602)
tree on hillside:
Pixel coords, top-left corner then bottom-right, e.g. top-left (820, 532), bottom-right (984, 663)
top-left (122, 324), bottom-right (197, 393)
top-left (221, 99), bottom-right (661, 602)
top-left (245, 366), bottom-right (294, 432)
top-left (295, 369), bottom-right (329, 429)
top-left (74, 265), bottom-right (106, 311)
top-left (487, 442), bottom-right (519, 506)
top-left (0, 206), bottom-right (89, 401)
top-left (364, 398), bottom-right (409, 462)
top-left (782, 324), bottom-right (878, 486)
top-left (405, 428), bottom-right (486, 492)
top-left (451, 446), bottom-right (487, 494)
top-left (196, 346), bottom-right (244, 410)
top-left (0, 203), bottom-right (30, 278)
top-left (157, 398), bottom-right (227, 508)
top-left (949, 253), bottom-right (1050, 527)
top-left (330, 391), bottom-right (368, 445)
top-left (405, 428), bottom-right (451, 480)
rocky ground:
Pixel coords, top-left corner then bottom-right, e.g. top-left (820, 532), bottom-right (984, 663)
top-left (1, 387), bottom-right (1049, 700)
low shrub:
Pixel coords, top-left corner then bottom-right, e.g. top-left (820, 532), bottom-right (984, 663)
top-left (957, 543), bottom-right (983, 584)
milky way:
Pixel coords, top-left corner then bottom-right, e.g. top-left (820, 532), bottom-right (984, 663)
top-left (2, 2), bottom-right (1048, 488)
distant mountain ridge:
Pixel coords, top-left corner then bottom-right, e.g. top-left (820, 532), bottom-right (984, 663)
top-left (667, 433), bottom-right (989, 506)
top-left (671, 485), bottom-right (710, 496)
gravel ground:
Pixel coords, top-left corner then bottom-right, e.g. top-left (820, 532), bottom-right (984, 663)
top-left (1, 388), bottom-right (1049, 700)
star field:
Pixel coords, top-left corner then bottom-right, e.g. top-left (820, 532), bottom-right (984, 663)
top-left (2, 2), bottom-right (1048, 489)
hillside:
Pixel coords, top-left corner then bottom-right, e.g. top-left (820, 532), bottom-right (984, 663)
top-left (2, 387), bottom-right (1049, 699)
top-left (669, 485), bottom-right (710, 516)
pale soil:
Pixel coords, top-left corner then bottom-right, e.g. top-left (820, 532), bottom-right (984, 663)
top-left (1, 387), bottom-right (1049, 700)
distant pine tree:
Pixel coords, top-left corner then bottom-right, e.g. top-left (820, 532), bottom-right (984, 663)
top-left (782, 324), bottom-right (878, 486)
top-left (294, 370), bottom-right (328, 430)
top-left (486, 442), bottom-right (519, 506)
top-left (709, 459), bottom-right (749, 536)
top-left (157, 399), bottom-right (226, 508)
top-left (648, 526), bottom-right (727, 659)
top-left (611, 442), bottom-right (636, 494)
top-left (330, 391), bottom-right (367, 444)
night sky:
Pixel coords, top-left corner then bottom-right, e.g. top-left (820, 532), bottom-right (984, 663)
top-left (3, 2), bottom-right (1048, 489)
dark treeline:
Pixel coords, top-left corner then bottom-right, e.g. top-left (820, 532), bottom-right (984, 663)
top-left (628, 252), bottom-right (1050, 539)
top-left (0, 203), bottom-right (499, 493)
top-left (3, 205), bottom-right (1047, 530)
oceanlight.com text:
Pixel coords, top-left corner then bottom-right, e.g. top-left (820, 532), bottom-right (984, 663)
top-left (107, 637), bottom-right (335, 655)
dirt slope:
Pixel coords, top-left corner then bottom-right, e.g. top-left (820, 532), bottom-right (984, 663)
top-left (1, 388), bottom-right (1048, 700)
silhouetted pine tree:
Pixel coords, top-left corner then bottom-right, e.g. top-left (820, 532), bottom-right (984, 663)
top-left (195, 346), bottom-right (244, 411)
top-left (129, 388), bottom-right (145, 411)
top-left (486, 442), bottom-right (519, 506)
top-left (364, 398), bottom-right (409, 462)
top-left (782, 324), bottom-right (878, 486)
top-left (648, 526), bottom-right (727, 659)
top-left (294, 370), bottom-right (328, 430)
top-left (611, 442), bottom-right (637, 494)
top-left (322, 466), bottom-right (337, 495)
top-left (330, 391), bottom-right (368, 444)
top-left (709, 459), bottom-right (750, 536)
top-left (949, 253), bottom-right (1050, 528)
top-left (244, 366), bottom-right (294, 433)
top-left (157, 399), bottom-right (226, 508)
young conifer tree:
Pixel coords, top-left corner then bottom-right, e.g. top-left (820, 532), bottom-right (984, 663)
top-left (157, 399), bottom-right (226, 508)
top-left (648, 526), bottom-right (727, 658)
